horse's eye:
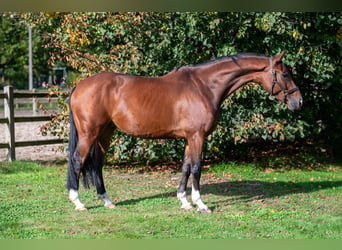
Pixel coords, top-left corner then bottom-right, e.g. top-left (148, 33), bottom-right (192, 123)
top-left (282, 73), bottom-right (289, 78)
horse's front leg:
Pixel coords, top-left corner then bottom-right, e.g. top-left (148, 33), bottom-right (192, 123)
top-left (178, 133), bottom-right (212, 213)
top-left (189, 133), bottom-right (211, 213)
top-left (177, 147), bottom-right (194, 210)
top-left (191, 161), bottom-right (212, 213)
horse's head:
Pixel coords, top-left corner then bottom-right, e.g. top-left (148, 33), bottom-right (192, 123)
top-left (263, 51), bottom-right (303, 111)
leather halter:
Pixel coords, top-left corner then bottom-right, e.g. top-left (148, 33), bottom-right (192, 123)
top-left (269, 58), bottom-right (299, 101)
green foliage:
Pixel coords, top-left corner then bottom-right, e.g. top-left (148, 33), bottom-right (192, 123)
top-left (0, 14), bottom-right (29, 88)
top-left (39, 87), bottom-right (70, 139)
top-left (22, 12), bottom-right (342, 163)
top-left (0, 13), bottom-right (52, 89)
top-left (205, 83), bottom-right (308, 160)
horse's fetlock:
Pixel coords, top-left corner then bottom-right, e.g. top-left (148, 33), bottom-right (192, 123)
top-left (190, 164), bottom-right (201, 175)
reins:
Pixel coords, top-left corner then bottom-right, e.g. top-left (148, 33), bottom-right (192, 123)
top-left (269, 57), bottom-right (299, 101)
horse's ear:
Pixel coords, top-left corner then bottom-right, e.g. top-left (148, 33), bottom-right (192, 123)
top-left (273, 51), bottom-right (286, 63)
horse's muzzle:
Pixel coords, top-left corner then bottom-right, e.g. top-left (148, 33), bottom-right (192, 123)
top-left (288, 96), bottom-right (303, 111)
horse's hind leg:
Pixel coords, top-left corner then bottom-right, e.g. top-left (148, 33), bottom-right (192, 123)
top-left (68, 119), bottom-right (103, 211)
top-left (93, 123), bottom-right (116, 208)
top-left (68, 136), bottom-right (94, 211)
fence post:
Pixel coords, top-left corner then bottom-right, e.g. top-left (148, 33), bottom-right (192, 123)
top-left (32, 88), bottom-right (37, 115)
top-left (4, 86), bottom-right (15, 161)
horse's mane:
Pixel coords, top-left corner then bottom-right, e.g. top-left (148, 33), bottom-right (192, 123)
top-left (175, 52), bottom-right (268, 71)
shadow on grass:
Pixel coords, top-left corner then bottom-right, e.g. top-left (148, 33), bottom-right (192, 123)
top-left (115, 179), bottom-right (342, 210)
top-left (202, 180), bottom-right (342, 204)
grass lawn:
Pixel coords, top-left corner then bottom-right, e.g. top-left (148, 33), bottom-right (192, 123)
top-left (0, 155), bottom-right (341, 239)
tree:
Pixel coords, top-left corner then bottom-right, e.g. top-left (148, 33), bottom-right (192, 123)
top-left (0, 13), bottom-right (29, 88)
top-left (0, 13), bottom-right (52, 89)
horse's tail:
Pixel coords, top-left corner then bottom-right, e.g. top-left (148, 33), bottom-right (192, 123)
top-left (66, 87), bottom-right (96, 190)
top-left (67, 87), bottom-right (80, 190)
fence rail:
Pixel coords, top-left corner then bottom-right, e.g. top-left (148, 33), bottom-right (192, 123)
top-left (0, 86), bottom-right (66, 161)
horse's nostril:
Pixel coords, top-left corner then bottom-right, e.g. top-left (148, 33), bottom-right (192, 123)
top-left (299, 97), bottom-right (303, 108)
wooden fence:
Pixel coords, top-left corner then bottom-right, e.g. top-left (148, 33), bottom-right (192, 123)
top-left (0, 86), bottom-right (65, 161)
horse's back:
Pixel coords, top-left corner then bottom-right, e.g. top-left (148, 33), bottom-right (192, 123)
top-left (70, 70), bottom-right (215, 139)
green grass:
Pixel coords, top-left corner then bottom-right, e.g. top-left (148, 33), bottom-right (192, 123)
top-left (0, 157), bottom-right (341, 239)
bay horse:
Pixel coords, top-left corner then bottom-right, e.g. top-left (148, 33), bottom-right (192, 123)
top-left (67, 51), bottom-right (302, 213)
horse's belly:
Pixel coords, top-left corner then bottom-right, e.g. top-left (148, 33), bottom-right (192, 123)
top-left (112, 110), bottom-right (183, 139)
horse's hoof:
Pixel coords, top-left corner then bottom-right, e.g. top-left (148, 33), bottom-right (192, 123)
top-left (75, 206), bottom-right (87, 211)
top-left (198, 207), bottom-right (212, 214)
top-left (105, 203), bottom-right (116, 209)
top-left (182, 204), bottom-right (194, 211)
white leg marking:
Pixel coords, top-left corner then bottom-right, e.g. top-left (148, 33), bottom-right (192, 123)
top-left (98, 193), bottom-right (115, 208)
top-left (177, 191), bottom-right (192, 209)
top-left (69, 189), bottom-right (86, 211)
top-left (191, 185), bottom-right (209, 212)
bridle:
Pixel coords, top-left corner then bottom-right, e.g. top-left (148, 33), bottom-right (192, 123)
top-left (269, 57), bottom-right (299, 101)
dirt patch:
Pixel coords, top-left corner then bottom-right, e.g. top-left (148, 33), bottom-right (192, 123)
top-left (0, 121), bottom-right (67, 162)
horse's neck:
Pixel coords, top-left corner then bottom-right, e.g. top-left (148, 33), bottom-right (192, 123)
top-left (196, 57), bottom-right (267, 107)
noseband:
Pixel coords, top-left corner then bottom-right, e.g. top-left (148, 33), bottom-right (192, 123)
top-left (269, 58), bottom-right (299, 101)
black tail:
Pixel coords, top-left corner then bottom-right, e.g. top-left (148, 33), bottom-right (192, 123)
top-left (66, 88), bottom-right (97, 190)
top-left (67, 88), bottom-right (80, 190)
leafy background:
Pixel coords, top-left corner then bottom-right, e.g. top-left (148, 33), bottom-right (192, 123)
top-left (1, 12), bottom-right (341, 163)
